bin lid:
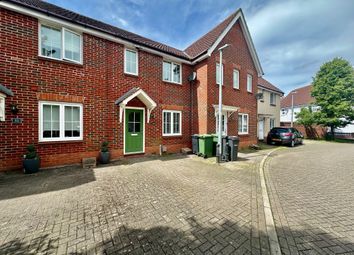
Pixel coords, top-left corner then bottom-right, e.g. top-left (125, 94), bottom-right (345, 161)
top-left (199, 134), bottom-right (213, 138)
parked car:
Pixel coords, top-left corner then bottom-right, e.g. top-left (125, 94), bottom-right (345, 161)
top-left (267, 127), bottom-right (304, 147)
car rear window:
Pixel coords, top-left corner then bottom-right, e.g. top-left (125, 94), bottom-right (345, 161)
top-left (271, 128), bottom-right (290, 133)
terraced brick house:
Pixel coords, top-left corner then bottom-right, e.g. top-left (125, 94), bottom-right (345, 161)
top-left (0, 0), bottom-right (264, 171)
top-left (257, 78), bottom-right (284, 140)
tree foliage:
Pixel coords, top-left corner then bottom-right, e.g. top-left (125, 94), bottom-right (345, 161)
top-left (311, 57), bottom-right (354, 133)
top-left (296, 107), bottom-right (315, 127)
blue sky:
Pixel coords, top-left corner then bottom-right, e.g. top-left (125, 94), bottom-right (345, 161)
top-left (48, 0), bottom-right (354, 94)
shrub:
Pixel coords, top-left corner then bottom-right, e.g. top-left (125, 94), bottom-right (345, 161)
top-left (25, 144), bottom-right (38, 159)
top-left (101, 141), bottom-right (109, 152)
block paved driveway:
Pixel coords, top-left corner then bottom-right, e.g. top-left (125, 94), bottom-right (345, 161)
top-left (0, 154), bottom-right (271, 255)
top-left (266, 140), bottom-right (354, 254)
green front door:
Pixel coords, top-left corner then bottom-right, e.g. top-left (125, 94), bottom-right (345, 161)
top-left (125, 108), bottom-right (144, 154)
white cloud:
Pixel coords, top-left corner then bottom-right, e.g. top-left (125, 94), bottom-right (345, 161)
top-left (246, 0), bottom-right (354, 93)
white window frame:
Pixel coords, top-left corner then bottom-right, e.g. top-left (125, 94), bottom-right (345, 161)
top-left (39, 101), bottom-right (83, 142)
top-left (39, 23), bottom-right (83, 64)
top-left (233, 69), bottom-right (239, 89)
top-left (247, 74), bottom-right (253, 92)
top-left (216, 112), bottom-right (227, 135)
top-left (216, 63), bottom-right (224, 85)
top-left (238, 113), bottom-right (249, 135)
top-left (0, 94), bottom-right (5, 122)
top-left (162, 110), bottom-right (182, 136)
top-left (270, 92), bottom-right (276, 105)
top-left (162, 61), bottom-right (182, 84)
top-left (124, 48), bottom-right (138, 75)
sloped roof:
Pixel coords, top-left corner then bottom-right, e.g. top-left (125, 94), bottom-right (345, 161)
top-left (281, 84), bottom-right (315, 108)
top-left (4, 0), bottom-right (263, 73)
top-left (0, 84), bottom-right (14, 96)
top-left (115, 87), bottom-right (141, 105)
top-left (184, 10), bottom-right (241, 59)
top-left (5, 0), bottom-right (189, 59)
top-left (258, 78), bottom-right (284, 95)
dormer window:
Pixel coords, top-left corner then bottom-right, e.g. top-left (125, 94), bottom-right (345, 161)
top-left (40, 24), bottom-right (82, 64)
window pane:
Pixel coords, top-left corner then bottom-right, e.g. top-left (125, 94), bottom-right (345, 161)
top-left (41, 25), bottom-right (61, 59)
top-left (173, 112), bottom-right (180, 134)
top-left (238, 115), bottom-right (242, 133)
top-left (135, 123), bottom-right (141, 132)
top-left (216, 63), bottom-right (223, 85)
top-left (247, 74), bottom-right (252, 92)
top-left (135, 112), bottom-right (140, 123)
top-left (125, 50), bottom-right (137, 74)
top-left (233, 70), bottom-right (239, 88)
top-left (163, 62), bottom-right (171, 81)
top-left (172, 63), bottom-right (181, 83)
top-left (163, 112), bottom-right (171, 134)
top-left (64, 30), bottom-right (80, 62)
top-left (128, 123), bottom-right (134, 132)
top-left (128, 112), bottom-right (135, 122)
top-left (72, 107), bottom-right (80, 121)
top-left (43, 105), bottom-right (51, 122)
top-left (65, 106), bottom-right (72, 122)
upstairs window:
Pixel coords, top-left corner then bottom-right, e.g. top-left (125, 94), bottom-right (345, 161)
top-left (163, 61), bottom-right (181, 84)
top-left (124, 49), bottom-right (138, 75)
top-left (216, 63), bottom-right (224, 85)
top-left (238, 113), bottom-right (249, 134)
top-left (247, 74), bottom-right (253, 92)
top-left (0, 95), bottom-right (5, 121)
top-left (40, 24), bottom-right (82, 63)
top-left (270, 92), bottom-right (276, 105)
top-left (233, 69), bottom-right (239, 89)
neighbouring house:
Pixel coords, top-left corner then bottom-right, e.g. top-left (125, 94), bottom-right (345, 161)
top-left (281, 84), bottom-right (354, 139)
top-left (280, 84), bottom-right (326, 138)
top-left (257, 78), bottom-right (284, 140)
top-left (0, 0), bottom-right (264, 171)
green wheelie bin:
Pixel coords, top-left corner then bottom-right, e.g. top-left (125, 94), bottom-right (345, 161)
top-left (198, 134), bottom-right (213, 158)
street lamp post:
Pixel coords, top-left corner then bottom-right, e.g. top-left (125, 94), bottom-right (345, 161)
top-left (291, 91), bottom-right (297, 127)
top-left (217, 44), bottom-right (230, 163)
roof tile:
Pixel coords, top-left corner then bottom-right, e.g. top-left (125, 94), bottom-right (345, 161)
top-left (281, 85), bottom-right (314, 108)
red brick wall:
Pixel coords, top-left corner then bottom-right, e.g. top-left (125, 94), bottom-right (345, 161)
top-left (0, 9), bottom-right (259, 171)
top-left (195, 21), bottom-right (258, 147)
top-left (0, 9), bottom-right (193, 171)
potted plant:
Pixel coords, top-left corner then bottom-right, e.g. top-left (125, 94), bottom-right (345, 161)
top-left (23, 144), bottom-right (40, 174)
top-left (99, 141), bottom-right (110, 164)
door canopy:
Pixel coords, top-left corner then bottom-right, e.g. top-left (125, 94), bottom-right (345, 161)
top-left (115, 87), bottom-right (157, 123)
top-left (213, 104), bottom-right (239, 118)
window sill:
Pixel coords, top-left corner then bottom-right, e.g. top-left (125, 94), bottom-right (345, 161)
top-left (238, 133), bottom-right (249, 136)
top-left (247, 91), bottom-right (253, 94)
top-left (270, 104), bottom-right (276, 107)
top-left (124, 72), bottom-right (139, 78)
top-left (233, 88), bottom-right (240, 91)
top-left (163, 134), bottom-right (182, 138)
top-left (163, 80), bottom-right (182, 86)
top-left (38, 56), bottom-right (83, 67)
top-left (38, 139), bottom-right (83, 144)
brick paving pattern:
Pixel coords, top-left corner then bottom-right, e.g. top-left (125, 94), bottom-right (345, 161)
top-left (0, 155), bottom-right (269, 254)
top-left (266, 141), bottom-right (354, 255)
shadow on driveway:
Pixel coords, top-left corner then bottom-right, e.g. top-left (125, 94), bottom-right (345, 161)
top-left (0, 165), bottom-right (96, 201)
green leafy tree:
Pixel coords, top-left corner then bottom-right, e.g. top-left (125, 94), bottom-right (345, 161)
top-left (312, 57), bottom-right (354, 135)
top-left (296, 107), bottom-right (315, 127)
